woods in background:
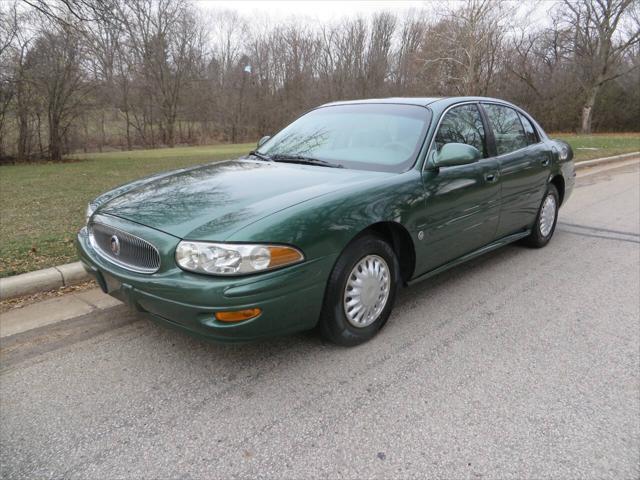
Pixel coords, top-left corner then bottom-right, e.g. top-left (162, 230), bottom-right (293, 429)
top-left (0, 0), bottom-right (638, 161)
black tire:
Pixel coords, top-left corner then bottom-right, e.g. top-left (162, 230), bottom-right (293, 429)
top-left (319, 234), bottom-right (400, 346)
top-left (523, 184), bottom-right (559, 248)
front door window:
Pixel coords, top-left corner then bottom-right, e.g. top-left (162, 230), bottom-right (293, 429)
top-left (434, 104), bottom-right (487, 157)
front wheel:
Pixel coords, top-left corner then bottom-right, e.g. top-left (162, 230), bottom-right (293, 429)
top-left (523, 184), bottom-right (559, 248)
top-left (319, 234), bottom-right (399, 346)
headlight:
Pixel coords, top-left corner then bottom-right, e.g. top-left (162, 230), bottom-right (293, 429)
top-left (175, 241), bottom-right (304, 275)
top-left (559, 145), bottom-right (570, 161)
top-left (85, 203), bottom-right (96, 225)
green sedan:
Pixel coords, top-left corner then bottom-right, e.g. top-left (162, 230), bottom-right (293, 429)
top-left (77, 97), bottom-right (575, 345)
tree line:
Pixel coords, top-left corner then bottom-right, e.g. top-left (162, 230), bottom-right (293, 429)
top-left (0, 0), bottom-right (638, 162)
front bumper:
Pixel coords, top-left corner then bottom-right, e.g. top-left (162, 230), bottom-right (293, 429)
top-left (76, 225), bottom-right (336, 342)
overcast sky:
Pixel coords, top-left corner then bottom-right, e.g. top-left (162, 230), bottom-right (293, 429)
top-left (195, 1), bottom-right (435, 21)
top-left (194, 0), bottom-right (553, 28)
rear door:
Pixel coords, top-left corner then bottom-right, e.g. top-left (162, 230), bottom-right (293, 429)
top-left (481, 103), bottom-right (550, 238)
top-left (416, 103), bottom-right (501, 274)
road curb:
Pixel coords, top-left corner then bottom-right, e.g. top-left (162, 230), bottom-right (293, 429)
top-left (1, 151), bottom-right (638, 301)
top-left (0, 262), bottom-right (89, 301)
top-left (574, 151), bottom-right (639, 170)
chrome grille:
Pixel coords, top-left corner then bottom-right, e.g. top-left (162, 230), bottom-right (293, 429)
top-left (89, 222), bottom-right (160, 273)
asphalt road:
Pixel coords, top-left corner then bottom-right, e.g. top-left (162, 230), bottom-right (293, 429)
top-left (1, 163), bottom-right (639, 479)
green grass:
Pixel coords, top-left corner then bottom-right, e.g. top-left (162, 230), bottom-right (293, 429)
top-left (0, 143), bottom-right (253, 277)
top-left (555, 133), bottom-right (640, 161)
top-left (1, 134), bottom-right (638, 278)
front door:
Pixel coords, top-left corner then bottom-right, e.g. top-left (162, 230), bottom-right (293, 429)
top-left (415, 103), bottom-right (501, 275)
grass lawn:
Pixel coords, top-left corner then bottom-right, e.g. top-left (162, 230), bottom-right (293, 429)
top-left (0, 143), bottom-right (253, 277)
top-left (556, 133), bottom-right (640, 161)
top-left (1, 134), bottom-right (638, 278)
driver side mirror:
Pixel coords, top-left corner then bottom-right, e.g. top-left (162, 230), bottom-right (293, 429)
top-left (257, 135), bottom-right (271, 148)
top-left (434, 143), bottom-right (482, 168)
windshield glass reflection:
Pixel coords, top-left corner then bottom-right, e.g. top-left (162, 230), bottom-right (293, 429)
top-left (258, 104), bottom-right (431, 172)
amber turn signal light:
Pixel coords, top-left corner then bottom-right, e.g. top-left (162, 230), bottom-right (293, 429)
top-left (215, 308), bottom-right (262, 322)
top-left (268, 246), bottom-right (304, 268)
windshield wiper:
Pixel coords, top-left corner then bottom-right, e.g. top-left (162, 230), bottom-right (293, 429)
top-left (248, 150), bottom-right (273, 162)
top-left (271, 154), bottom-right (343, 168)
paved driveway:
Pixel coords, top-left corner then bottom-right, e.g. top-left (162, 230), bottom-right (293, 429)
top-left (1, 163), bottom-right (639, 479)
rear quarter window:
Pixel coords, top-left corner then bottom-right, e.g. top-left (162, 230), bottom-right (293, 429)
top-left (518, 112), bottom-right (539, 145)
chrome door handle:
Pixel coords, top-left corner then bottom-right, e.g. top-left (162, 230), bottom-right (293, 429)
top-left (484, 172), bottom-right (498, 183)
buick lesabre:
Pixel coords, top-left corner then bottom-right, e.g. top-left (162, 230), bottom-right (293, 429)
top-left (77, 97), bottom-right (575, 345)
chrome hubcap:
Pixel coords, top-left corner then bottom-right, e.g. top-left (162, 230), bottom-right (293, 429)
top-left (540, 194), bottom-right (556, 237)
top-left (343, 255), bottom-right (390, 328)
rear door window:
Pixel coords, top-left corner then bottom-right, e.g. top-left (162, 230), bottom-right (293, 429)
top-left (483, 104), bottom-right (528, 156)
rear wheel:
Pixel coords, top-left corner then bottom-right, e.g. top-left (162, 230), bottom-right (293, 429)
top-left (523, 184), bottom-right (559, 248)
top-left (319, 234), bottom-right (399, 346)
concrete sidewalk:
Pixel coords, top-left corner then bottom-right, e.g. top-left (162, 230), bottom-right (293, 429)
top-left (0, 288), bottom-right (121, 338)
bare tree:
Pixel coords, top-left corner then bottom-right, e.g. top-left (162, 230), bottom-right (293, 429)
top-left (0, 3), bottom-right (19, 157)
top-left (364, 12), bottom-right (396, 96)
top-left (562, 0), bottom-right (640, 133)
top-left (29, 18), bottom-right (90, 160)
top-left (503, 15), bottom-right (580, 131)
top-left (422, 0), bottom-right (509, 96)
top-left (393, 12), bottom-right (427, 95)
top-left (115, 0), bottom-right (205, 147)
top-left (4, 6), bottom-right (42, 161)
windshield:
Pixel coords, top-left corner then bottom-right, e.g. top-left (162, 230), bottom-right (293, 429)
top-left (257, 103), bottom-right (431, 172)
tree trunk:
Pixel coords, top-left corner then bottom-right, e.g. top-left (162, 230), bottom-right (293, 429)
top-left (166, 116), bottom-right (175, 147)
top-left (149, 109), bottom-right (155, 148)
top-left (580, 85), bottom-right (600, 134)
top-left (121, 78), bottom-right (132, 150)
top-left (99, 111), bottom-right (106, 152)
top-left (17, 113), bottom-right (29, 161)
top-left (83, 117), bottom-right (89, 153)
top-left (36, 113), bottom-right (43, 158)
top-left (49, 119), bottom-right (62, 161)
top-left (125, 109), bottom-right (132, 150)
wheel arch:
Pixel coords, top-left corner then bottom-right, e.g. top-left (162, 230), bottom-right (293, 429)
top-left (358, 221), bottom-right (416, 284)
top-left (549, 174), bottom-right (566, 206)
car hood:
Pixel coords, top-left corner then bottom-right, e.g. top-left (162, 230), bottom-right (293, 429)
top-left (98, 159), bottom-right (386, 240)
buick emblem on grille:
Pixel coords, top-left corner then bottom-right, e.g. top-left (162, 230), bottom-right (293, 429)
top-left (110, 235), bottom-right (121, 256)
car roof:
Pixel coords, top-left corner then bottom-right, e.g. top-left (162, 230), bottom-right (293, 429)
top-left (318, 96), bottom-right (548, 139)
top-left (320, 96), bottom-right (518, 109)
top-left (321, 97), bottom-right (442, 107)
